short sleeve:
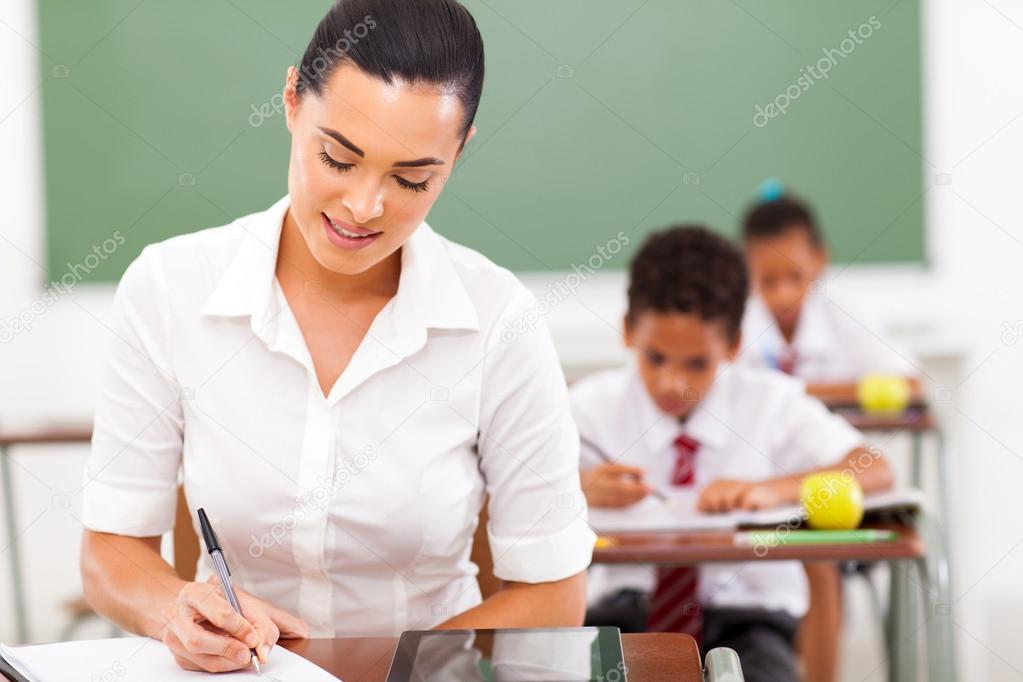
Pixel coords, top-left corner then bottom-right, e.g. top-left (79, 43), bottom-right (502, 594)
top-left (81, 246), bottom-right (184, 537)
top-left (477, 290), bottom-right (596, 583)
top-left (773, 388), bottom-right (864, 473)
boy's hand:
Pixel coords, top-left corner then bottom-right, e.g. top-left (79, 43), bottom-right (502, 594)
top-left (698, 479), bottom-right (792, 513)
top-left (581, 463), bottom-right (651, 508)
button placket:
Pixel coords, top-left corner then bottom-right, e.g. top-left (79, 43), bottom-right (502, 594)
top-left (292, 380), bottom-right (335, 636)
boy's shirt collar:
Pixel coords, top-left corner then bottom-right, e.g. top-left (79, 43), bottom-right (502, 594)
top-left (677, 362), bottom-right (733, 452)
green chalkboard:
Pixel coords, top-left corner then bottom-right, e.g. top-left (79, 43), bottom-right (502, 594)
top-left (39, 0), bottom-right (923, 281)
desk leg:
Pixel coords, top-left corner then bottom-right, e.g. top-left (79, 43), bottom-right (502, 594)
top-left (1, 445), bottom-right (29, 643)
top-left (911, 430), bottom-right (923, 488)
top-left (929, 428), bottom-right (957, 681)
top-left (917, 516), bottom-right (958, 682)
top-left (934, 429), bottom-right (954, 546)
top-left (886, 559), bottom-right (919, 682)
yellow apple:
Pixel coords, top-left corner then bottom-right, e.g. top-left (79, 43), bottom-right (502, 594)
top-left (800, 471), bottom-right (864, 530)
top-left (857, 374), bottom-right (911, 415)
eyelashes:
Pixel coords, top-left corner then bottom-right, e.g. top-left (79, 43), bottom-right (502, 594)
top-left (318, 150), bottom-right (352, 173)
top-left (318, 150), bottom-right (431, 193)
top-left (393, 175), bottom-right (431, 193)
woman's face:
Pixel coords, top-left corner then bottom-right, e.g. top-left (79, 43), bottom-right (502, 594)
top-left (284, 63), bottom-right (474, 275)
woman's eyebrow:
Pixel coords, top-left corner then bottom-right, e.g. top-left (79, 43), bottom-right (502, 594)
top-left (318, 127), bottom-right (364, 157)
top-left (317, 126), bottom-right (445, 168)
top-left (393, 156), bottom-right (445, 168)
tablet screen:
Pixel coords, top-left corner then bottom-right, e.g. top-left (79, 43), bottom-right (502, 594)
top-left (385, 627), bottom-right (626, 682)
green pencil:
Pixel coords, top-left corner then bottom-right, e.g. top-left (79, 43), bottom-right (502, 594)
top-left (734, 529), bottom-right (898, 547)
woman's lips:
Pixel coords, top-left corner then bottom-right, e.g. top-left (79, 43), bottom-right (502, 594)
top-left (321, 213), bottom-right (382, 251)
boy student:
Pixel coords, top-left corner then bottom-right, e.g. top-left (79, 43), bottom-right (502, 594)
top-left (738, 190), bottom-right (920, 395)
top-left (738, 190), bottom-right (919, 681)
top-left (571, 226), bottom-right (893, 682)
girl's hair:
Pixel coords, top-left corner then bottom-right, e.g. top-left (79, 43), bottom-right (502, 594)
top-left (297, 0), bottom-right (485, 140)
top-left (742, 195), bottom-right (823, 247)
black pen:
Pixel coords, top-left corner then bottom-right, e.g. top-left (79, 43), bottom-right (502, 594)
top-left (197, 508), bottom-right (262, 675)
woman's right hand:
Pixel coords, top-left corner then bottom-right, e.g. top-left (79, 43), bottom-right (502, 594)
top-left (580, 463), bottom-right (651, 508)
top-left (160, 576), bottom-right (309, 672)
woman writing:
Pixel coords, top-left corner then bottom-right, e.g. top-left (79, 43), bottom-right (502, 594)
top-left (80, 0), bottom-right (594, 672)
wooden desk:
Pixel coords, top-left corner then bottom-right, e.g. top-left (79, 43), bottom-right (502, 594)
top-left (0, 421), bottom-right (93, 643)
top-left (808, 380), bottom-right (935, 432)
top-left (281, 633), bottom-right (703, 682)
top-left (808, 385), bottom-right (942, 491)
top-left (811, 382), bottom-right (925, 411)
top-left (818, 391), bottom-right (954, 637)
top-left (592, 520), bottom-right (924, 565)
top-left (831, 406), bottom-right (936, 432)
top-left (0, 423), bottom-right (94, 446)
top-left (590, 517), bottom-right (955, 682)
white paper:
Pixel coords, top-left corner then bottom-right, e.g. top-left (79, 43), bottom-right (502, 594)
top-left (0, 637), bottom-right (341, 682)
top-left (587, 487), bottom-right (923, 533)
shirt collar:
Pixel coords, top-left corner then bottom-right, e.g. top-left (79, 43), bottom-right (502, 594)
top-left (674, 363), bottom-right (733, 452)
top-left (199, 195), bottom-right (289, 320)
top-left (199, 195), bottom-right (479, 334)
top-left (743, 293), bottom-right (836, 361)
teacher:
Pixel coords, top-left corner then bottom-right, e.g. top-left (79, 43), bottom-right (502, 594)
top-left (79, 0), bottom-right (594, 673)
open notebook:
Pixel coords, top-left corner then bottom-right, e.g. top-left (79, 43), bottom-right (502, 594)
top-left (0, 637), bottom-right (341, 682)
top-left (587, 488), bottom-right (923, 533)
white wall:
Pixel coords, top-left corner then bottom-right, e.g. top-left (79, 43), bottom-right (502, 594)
top-left (2, 0), bottom-right (1023, 679)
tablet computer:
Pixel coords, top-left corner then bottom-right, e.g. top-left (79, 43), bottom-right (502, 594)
top-left (385, 627), bottom-right (626, 682)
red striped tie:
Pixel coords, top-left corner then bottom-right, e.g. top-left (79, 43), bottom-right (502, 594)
top-left (646, 434), bottom-right (701, 640)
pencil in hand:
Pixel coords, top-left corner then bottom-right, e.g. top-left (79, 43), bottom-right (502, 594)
top-left (579, 435), bottom-right (671, 503)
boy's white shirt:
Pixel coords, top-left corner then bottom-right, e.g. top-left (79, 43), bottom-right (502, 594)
top-left (738, 288), bottom-right (919, 381)
top-left (570, 362), bottom-right (863, 618)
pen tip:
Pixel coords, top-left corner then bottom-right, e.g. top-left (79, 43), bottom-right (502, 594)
top-left (252, 655), bottom-right (262, 676)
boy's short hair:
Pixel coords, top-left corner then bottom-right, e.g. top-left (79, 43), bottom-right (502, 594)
top-left (742, 195), bottom-right (823, 247)
top-left (627, 225), bottom-right (748, 343)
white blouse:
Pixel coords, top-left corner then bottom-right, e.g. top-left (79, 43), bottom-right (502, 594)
top-left (82, 196), bottom-right (595, 636)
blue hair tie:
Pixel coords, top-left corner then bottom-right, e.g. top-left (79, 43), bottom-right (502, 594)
top-left (758, 178), bottom-right (784, 202)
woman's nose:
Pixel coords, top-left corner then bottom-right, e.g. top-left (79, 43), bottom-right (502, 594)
top-left (342, 181), bottom-right (384, 224)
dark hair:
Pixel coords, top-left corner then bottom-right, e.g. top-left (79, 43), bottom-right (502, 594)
top-left (297, 0), bottom-right (485, 140)
top-left (627, 225), bottom-right (748, 343)
top-left (742, 195), bottom-right (823, 247)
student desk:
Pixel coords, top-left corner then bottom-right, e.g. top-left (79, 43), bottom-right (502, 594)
top-left (832, 404), bottom-right (950, 524)
top-left (592, 517), bottom-right (957, 682)
top-left (814, 388), bottom-right (941, 502)
top-left (0, 421), bottom-right (93, 643)
top-left (280, 633), bottom-right (729, 682)
top-left (816, 391), bottom-right (952, 580)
